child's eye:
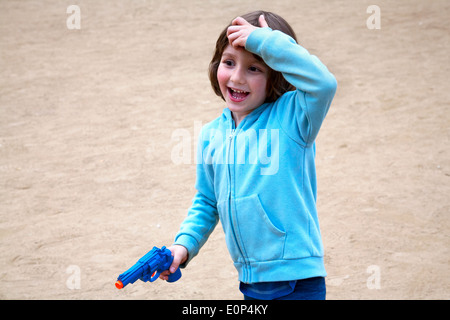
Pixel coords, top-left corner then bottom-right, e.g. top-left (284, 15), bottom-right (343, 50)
top-left (223, 59), bottom-right (234, 67)
top-left (249, 66), bottom-right (261, 72)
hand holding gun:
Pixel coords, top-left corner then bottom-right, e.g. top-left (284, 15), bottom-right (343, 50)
top-left (115, 246), bottom-right (182, 289)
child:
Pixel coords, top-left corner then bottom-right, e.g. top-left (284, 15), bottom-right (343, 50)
top-left (159, 10), bottom-right (337, 300)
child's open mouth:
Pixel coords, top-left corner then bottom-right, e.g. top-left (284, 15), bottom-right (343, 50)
top-left (228, 87), bottom-right (250, 102)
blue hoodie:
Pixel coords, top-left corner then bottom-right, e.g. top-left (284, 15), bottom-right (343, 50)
top-left (173, 27), bottom-right (337, 284)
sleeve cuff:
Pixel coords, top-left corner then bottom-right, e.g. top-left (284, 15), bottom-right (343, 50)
top-left (245, 27), bottom-right (273, 55)
top-left (173, 234), bottom-right (200, 268)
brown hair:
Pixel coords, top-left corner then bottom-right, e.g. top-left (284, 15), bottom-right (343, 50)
top-left (208, 10), bottom-right (298, 103)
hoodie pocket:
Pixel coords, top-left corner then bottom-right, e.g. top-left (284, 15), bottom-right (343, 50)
top-left (233, 194), bottom-right (286, 262)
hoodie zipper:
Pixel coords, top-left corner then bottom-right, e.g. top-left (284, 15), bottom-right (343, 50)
top-left (226, 119), bottom-right (250, 282)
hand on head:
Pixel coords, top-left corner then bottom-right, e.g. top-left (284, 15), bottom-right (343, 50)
top-left (227, 14), bottom-right (269, 48)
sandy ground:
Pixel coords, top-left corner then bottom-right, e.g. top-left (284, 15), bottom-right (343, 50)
top-left (0, 0), bottom-right (449, 300)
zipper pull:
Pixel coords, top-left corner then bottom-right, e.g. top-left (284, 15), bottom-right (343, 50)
top-left (229, 129), bottom-right (235, 140)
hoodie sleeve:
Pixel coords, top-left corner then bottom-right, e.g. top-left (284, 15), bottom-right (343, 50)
top-left (173, 127), bottom-right (219, 267)
top-left (246, 27), bottom-right (337, 147)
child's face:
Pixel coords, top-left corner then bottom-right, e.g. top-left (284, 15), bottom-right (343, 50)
top-left (217, 45), bottom-right (269, 121)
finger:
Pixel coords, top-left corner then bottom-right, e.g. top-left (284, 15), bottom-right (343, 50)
top-left (226, 28), bottom-right (241, 47)
top-left (159, 270), bottom-right (170, 281)
top-left (259, 14), bottom-right (269, 28)
top-left (229, 34), bottom-right (245, 48)
top-left (227, 29), bottom-right (240, 44)
top-left (226, 25), bottom-right (240, 38)
top-left (227, 25), bottom-right (243, 34)
top-left (160, 270), bottom-right (170, 276)
top-left (232, 16), bottom-right (251, 26)
top-left (169, 251), bottom-right (183, 274)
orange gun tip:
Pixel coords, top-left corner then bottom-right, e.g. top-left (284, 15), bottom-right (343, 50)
top-left (115, 280), bottom-right (123, 289)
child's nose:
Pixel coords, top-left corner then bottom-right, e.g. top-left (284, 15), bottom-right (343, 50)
top-left (230, 67), bottom-right (246, 85)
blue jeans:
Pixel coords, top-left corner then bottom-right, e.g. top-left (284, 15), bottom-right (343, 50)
top-left (243, 277), bottom-right (326, 300)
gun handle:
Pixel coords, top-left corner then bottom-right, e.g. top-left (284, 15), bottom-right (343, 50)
top-left (167, 267), bottom-right (182, 283)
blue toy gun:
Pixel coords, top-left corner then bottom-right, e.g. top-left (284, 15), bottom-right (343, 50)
top-left (115, 246), bottom-right (182, 289)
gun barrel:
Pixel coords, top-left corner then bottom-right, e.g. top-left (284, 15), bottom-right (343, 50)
top-left (115, 280), bottom-right (124, 289)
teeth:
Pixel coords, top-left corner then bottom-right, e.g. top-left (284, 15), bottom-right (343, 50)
top-left (231, 88), bottom-right (248, 94)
